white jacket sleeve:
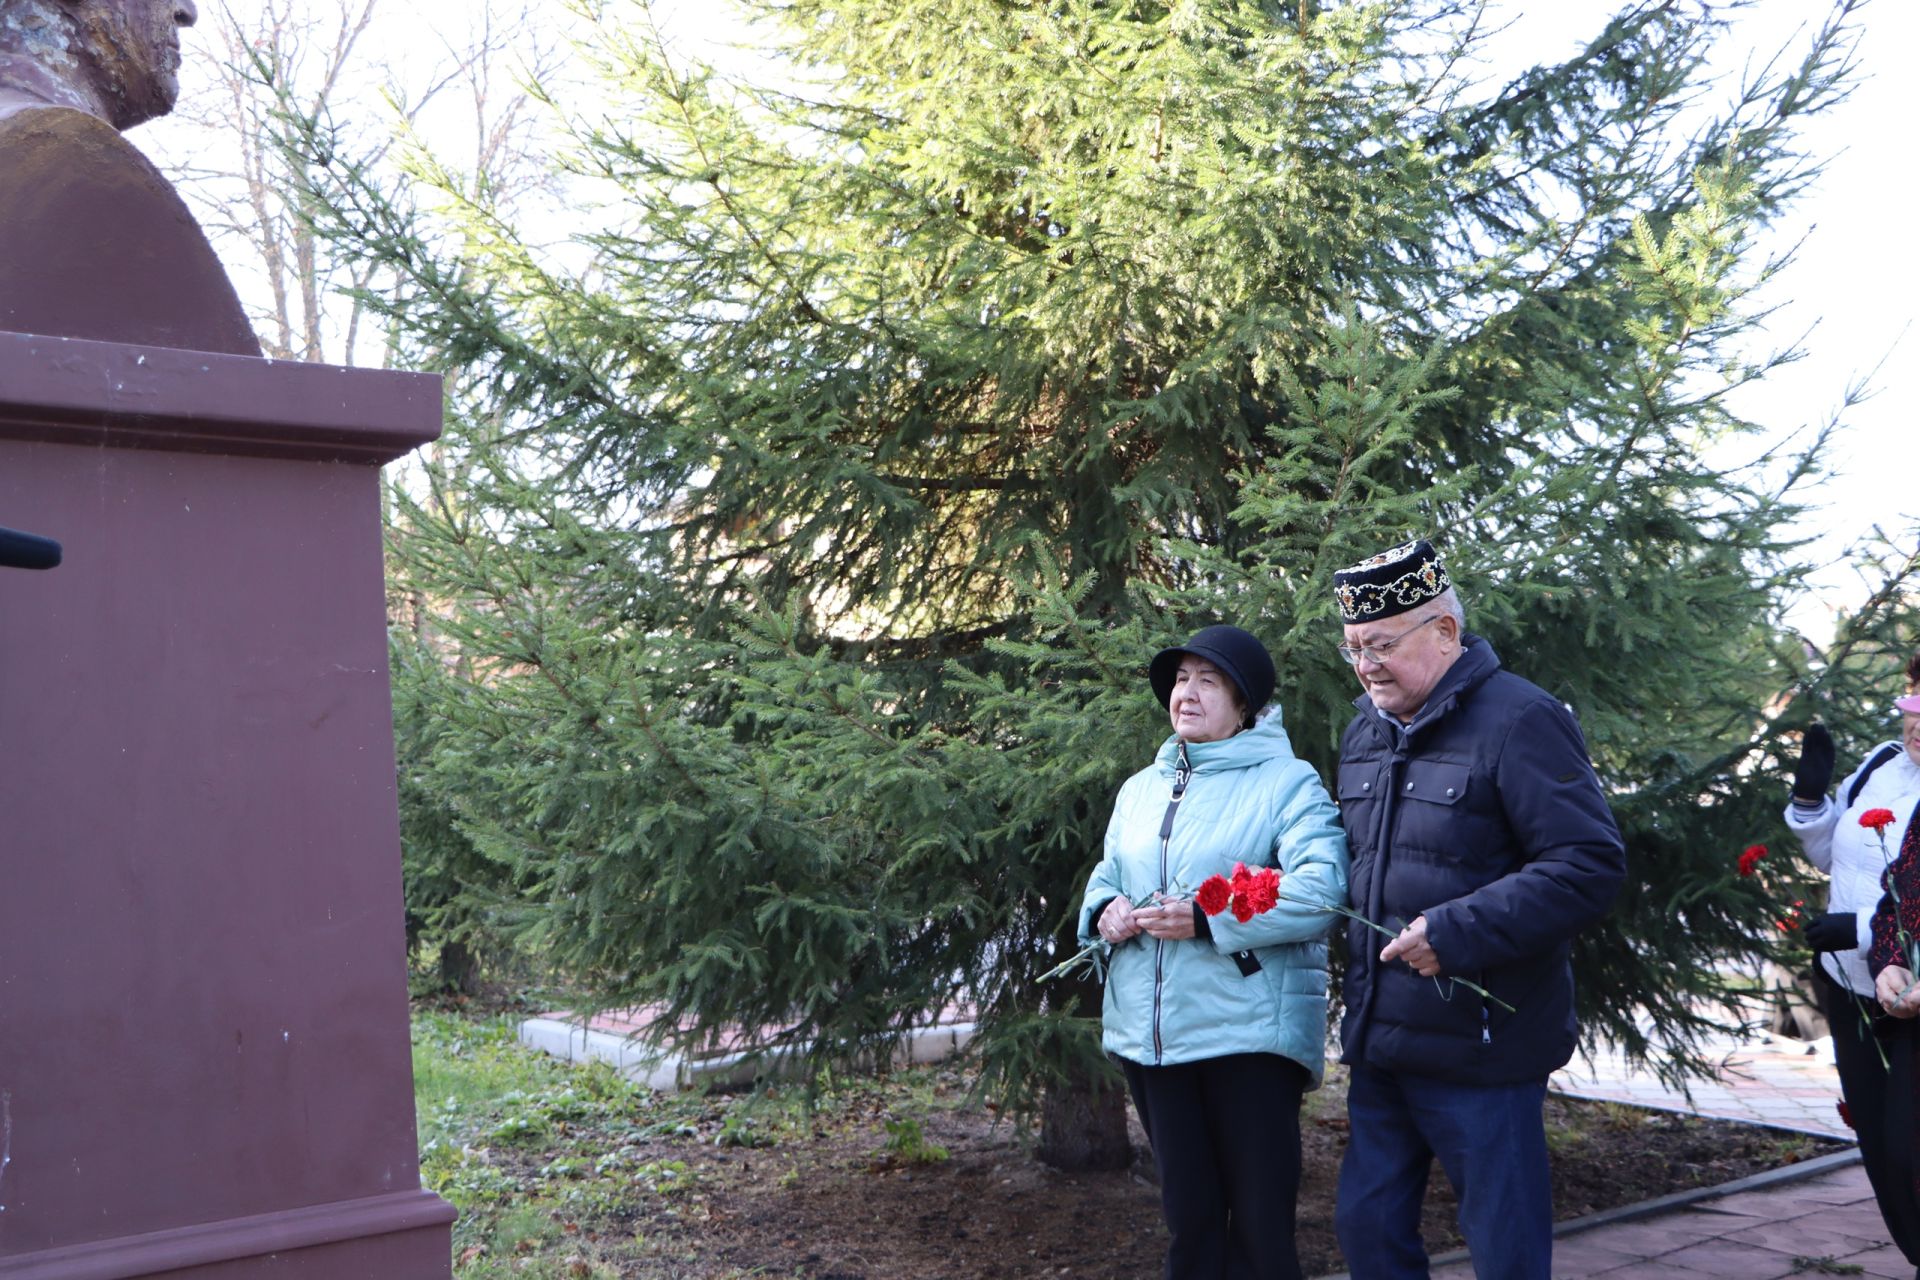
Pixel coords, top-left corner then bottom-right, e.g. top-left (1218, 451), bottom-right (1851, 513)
top-left (1784, 796), bottom-right (1838, 873)
top-left (1786, 750), bottom-right (1879, 873)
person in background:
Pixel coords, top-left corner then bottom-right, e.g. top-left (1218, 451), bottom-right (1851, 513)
top-left (1079, 624), bottom-right (1348, 1280)
top-left (1328, 539), bottom-right (1625, 1280)
top-left (1790, 650), bottom-right (1920, 1277)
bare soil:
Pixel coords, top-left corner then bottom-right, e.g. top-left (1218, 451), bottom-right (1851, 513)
top-left (497, 1061), bottom-right (1848, 1279)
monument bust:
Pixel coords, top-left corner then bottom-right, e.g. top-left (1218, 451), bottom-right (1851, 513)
top-left (0, 0), bottom-right (259, 354)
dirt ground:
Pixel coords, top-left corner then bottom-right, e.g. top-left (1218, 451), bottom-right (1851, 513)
top-left (528, 1063), bottom-right (1846, 1279)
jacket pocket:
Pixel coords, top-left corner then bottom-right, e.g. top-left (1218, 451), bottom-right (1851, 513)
top-left (1338, 762), bottom-right (1385, 804)
top-left (1398, 759), bottom-right (1469, 806)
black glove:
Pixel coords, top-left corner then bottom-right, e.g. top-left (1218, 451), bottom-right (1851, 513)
top-left (1792, 722), bottom-right (1836, 805)
top-left (1803, 911), bottom-right (1856, 953)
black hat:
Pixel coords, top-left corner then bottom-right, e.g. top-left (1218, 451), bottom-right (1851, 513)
top-left (1149, 625), bottom-right (1275, 714)
top-left (1333, 538), bottom-right (1450, 624)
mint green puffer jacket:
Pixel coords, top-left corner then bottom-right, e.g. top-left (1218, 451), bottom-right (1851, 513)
top-left (1077, 711), bottom-right (1349, 1084)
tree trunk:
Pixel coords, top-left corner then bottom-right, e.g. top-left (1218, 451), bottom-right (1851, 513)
top-left (439, 938), bottom-right (481, 996)
top-left (1036, 1060), bottom-right (1132, 1172)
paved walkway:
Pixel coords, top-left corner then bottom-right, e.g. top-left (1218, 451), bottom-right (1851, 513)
top-left (1551, 1024), bottom-right (1853, 1139)
top-left (1404, 1026), bottom-right (1914, 1279)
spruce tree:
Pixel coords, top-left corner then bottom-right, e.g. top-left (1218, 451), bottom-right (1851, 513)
top-left (276, 0), bottom-right (1919, 1163)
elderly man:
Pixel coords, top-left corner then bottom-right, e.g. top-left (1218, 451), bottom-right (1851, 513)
top-left (0, 0), bottom-right (256, 353)
top-left (0, 0), bottom-right (197, 128)
top-left (1328, 539), bottom-right (1625, 1280)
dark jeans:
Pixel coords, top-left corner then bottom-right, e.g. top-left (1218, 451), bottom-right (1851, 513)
top-left (1334, 1063), bottom-right (1551, 1280)
top-left (1819, 965), bottom-right (1920, 1265)
top-left (1121, 1052), bottom-right (1309, 1280)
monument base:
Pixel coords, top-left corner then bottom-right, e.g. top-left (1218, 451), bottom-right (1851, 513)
top-left (4, 1192), bottom-right (456, 1280)
top-left (0, 330), bottom-right (452, 1278)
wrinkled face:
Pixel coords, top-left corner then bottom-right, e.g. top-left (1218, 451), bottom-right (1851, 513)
top-left (68, 0), bottom-right (196, 128)
top-left (1168, 656), bottom-right (1243, 744)
top-left (1343, 606), bottom-right (1461, 723)
top-left (1904, 711), bottom-right (1920, 767)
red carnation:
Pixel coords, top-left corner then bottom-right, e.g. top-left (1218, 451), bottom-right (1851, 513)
top-left (1196, 875), bottom-right (1233, 917)
top-left (1737, 844), bottom-right (1767, 877)
top-left (1247, 867), bottom-right (1281, 915)
top-left (1231, 894), bottom-right (1257, 923)
top-left (1860, 808), bottom-right (1897, 833)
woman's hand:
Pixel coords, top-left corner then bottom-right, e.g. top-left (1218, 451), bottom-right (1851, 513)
top-left (1099, 896), bottom-right (1143, 945)
top-left (1133, 897), bottom-right (1197, 941)
top-left (1876, 965), bottom-right (1920, 1018)
top-left (1791, 722), bottom-right (1835, 805)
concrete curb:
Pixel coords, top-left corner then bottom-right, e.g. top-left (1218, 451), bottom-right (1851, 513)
top-left (517, 1015), bottom-right (977, 1092)
top-left (1308, 1145), bottom-right (1864, 1280)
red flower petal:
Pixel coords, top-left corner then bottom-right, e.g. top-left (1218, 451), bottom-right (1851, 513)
top-left (1195, 875), bottom-right (1232, 917)
top-left (1860, 808), bottom-right (1897, 833)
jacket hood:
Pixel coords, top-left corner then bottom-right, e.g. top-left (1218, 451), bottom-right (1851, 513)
top-left (1152, 705), bottom-right (1295, 773)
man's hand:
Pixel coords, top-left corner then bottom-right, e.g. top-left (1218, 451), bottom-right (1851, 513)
top-left (1380, 915), bottom-right (1442, 977)
top-left (1098, 896), bottom-right (1142, 945)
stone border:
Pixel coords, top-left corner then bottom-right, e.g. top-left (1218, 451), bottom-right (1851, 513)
top-left (518, 1015), bottom-right (978, 1092)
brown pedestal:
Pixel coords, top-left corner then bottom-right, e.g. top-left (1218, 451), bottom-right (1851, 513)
top-left (0, 329), bottom-right (454, 1277)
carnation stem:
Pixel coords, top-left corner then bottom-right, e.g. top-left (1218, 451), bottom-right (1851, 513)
top-left (1273, 891), bottom-right (1517, 1013)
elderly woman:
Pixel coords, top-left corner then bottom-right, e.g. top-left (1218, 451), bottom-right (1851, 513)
top-left (1078, 624), bottom-right (1348, 1280)
top-left (1786, 654), bottom-right (1920, 1276)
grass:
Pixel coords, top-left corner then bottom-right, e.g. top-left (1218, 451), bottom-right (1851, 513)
top-left (410, 1006), bottom-right (960, 1278)
top-left (412, 1010), bottom-right (667, 1275)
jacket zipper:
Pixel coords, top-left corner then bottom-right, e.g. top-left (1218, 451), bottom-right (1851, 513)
top-left (1353, 743), bottom-right (1403, 1053)
top-left (1152, 743), bottom-right (1193, 1065)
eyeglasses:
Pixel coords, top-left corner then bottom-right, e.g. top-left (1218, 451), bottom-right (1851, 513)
top-left (1336, 614), bottom-right (1440, 667)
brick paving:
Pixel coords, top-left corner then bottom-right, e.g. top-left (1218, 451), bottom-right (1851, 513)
top-left (1427, 1162), bottom-right (1908, 1278)
top-left (1551, 1023), bottom-right (1853, 1139)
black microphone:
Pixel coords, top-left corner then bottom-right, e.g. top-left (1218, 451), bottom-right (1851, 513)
top-left (0, 524), bottom-right (62, 570)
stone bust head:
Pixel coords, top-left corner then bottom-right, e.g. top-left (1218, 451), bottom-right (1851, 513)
top-left (0, 0), bottom-right (197, 131)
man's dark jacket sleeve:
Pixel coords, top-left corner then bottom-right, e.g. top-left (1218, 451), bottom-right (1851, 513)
top-left (1423, 698), bottom-right (1625, 973)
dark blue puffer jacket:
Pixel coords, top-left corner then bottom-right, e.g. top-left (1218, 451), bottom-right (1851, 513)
top-left (1337, 636), bottom-right (1624, 1084)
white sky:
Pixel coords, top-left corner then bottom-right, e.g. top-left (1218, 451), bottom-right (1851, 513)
top-left (145, 0), bottom-right (1917, 637)
top-left (1480, 3), bottom-right (1919, 639)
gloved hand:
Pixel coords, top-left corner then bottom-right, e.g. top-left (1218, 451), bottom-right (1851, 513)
top-left (1792, 722), bottom-right (1835, 805)
top-left (1803, 912), bottom-right (1856, 953)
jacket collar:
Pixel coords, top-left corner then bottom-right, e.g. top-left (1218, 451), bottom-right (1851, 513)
top-left (1350, 633), bottom-right (1502, 745)
top-left (1153, 708), bottom-right (1296, 773)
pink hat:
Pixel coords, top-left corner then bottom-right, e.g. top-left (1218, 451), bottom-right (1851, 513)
top-left (1898, 693), bottom-right (1920, 715)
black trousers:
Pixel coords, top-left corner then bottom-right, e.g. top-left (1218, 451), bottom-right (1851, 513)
top-left (1121, 1051), bottom-right (1309, 1280)
top-left (1818, 965), bottom-right (1920, 1266)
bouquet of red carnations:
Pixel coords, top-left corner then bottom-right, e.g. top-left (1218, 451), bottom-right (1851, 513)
top-left (1196, 862), bottom-right (1280, 923)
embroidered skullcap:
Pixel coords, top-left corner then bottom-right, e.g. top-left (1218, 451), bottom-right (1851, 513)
top-left (1332, 539), bottom-right (1452, 624)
